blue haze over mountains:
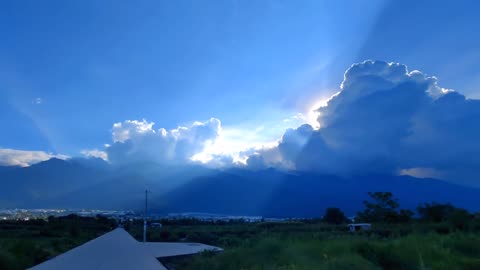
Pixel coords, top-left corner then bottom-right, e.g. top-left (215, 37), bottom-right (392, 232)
top-left (2, 0), bottom-right (480, 219)
top-left (1, 157), bottom-right (478, 217)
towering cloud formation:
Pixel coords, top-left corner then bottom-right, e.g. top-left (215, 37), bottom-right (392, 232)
top-left (106, 118), bottom-right (221, 165)
top-left (253, 60), bottom-right (480, 185)
top-left (246, 124), bottom-right (314, 169)
top-left (5, 60), bottom-right (478, 186)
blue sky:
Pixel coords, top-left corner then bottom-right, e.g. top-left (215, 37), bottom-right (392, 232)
top-left (1, 0), bottom-right (480, 175)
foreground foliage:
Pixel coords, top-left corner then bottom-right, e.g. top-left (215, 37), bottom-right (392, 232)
top-left (1, 216), bottom-right (480, 270)
top-left (1, 192), bottom-right (479, 270)
top-left (166, 231), bottom-right (480, 270)
top-left (0, 215), bottom-right (114, 270)
top-left (149, 222), bottom-right (480, 270)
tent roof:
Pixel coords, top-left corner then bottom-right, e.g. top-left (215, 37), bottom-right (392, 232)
top-left (29, 228), bottom-right (223, 270)
top-left (29, 228), bottom-right (167, 270)
top-left (144, 242), bottom-right (223, 258)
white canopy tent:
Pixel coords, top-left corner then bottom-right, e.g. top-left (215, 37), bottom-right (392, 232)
top-left (29, 228), bottom-right (222, 270)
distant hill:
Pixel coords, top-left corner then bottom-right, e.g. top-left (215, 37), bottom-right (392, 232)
top-left (1, 158), bottom-right (479, 217)
top-left (162, 170), bottom-right (480, 217)
top-left (0, 158), bottom-right (111, 208)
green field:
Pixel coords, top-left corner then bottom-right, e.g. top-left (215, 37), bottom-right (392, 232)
top-left (136, 221), bottom-right (480, 270)
top-left (2, 194), bottom-right (479, 270)
top-left (2, 216), bottom-right (480, 270)
top-left (0, 215), bottom-right (115, 270)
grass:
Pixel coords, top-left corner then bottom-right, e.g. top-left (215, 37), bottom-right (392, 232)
top-left (144, 222), bottom-right (480, 270)
top-left (163, 232), bottom-right (480, 270)
top-left (1, 217), bottom-right (480, 269)
top-left (0, 216), bottom-right (114, 270)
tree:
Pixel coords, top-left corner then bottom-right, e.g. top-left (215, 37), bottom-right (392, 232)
top-left (397, 209), bottom-right (414, 223)
top-left (417, 202), bottom-right (474, 230)
top-left (323, 207), bottom-right (349, 224)
top-left (448, 208), bottom-right (472, 230)
top-left (417, 202), bottom-right (456, 223)
top-left (356, 192), bottom-right (411, 223)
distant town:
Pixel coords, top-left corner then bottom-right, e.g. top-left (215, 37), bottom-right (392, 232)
top-left (0, 208), bottom-right (134, 221)
top-left (0, 208), bottom-right (289, 223)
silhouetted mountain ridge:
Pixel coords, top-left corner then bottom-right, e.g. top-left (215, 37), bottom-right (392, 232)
top-left (0, 158), bottom-right (479, 216)
top-left (162, 170), bottom-right (480, 217)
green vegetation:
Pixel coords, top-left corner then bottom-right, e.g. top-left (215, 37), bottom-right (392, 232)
top-left (129, 219), bottom-right (480, 270)
top-left (1, 193), bottom-right (480, 269)
top-left (0, 215), bottom-right (115, 270)
top-left (356, 192), bottom-right (414, 223)
top-left (322, 207), bottom-right (349, 225)
top-left (163, 231), bottom-right (480, 270)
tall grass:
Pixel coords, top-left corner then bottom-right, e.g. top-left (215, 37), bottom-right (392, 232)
top-left (2, 218), bottom-right (480, 270)
top-left (167, 232), bottom-right (480, 270)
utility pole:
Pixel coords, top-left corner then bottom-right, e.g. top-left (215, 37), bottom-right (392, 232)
top-left (143, 189), bottom-right (148, 242)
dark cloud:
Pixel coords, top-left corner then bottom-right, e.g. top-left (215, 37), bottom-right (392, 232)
top-left (244, 124), bottom-right (314, 170)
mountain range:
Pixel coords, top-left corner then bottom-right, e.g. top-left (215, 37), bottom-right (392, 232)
top-left (1, 158), bottom-right (479, 217)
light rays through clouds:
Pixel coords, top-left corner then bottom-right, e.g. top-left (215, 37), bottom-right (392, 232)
top-left (251, 60), bottom-right (480, 186)
top-left (95, 59), bottom-right (471, 177)
top-left (0, 0), bottom-right (389, 169)
top-left (3, 59), bottom-right (480, 187)
top-left (99, 116), bottom-right (301, 167)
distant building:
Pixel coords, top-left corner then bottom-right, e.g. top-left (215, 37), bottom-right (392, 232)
top-left (348, 223), bottom-right (372, 232)
top-left (166, 212), bottom-right (263, 222)
top-left (150, 222), bottom-right (162, 228)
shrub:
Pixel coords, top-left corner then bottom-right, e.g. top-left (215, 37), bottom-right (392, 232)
top-left (417, 202), bottom-right (456, 223)
top-left (0, 249), bottom-right (16, 270)
top-left (357, 192), bottom-right (412, 223)
top-left (356, 241), bottom-right (418, 270)
top-left (323, 208), bottom-right (349, 225)
top-left (448, 209), bottom-right (473, 231)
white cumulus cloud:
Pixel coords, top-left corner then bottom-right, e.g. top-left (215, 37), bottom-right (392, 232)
top-left (106, 118), bottom-right (222, 165)
top-left (80, 149), bottom-right (108, 161)
top-left (248, 60), bottom-right (480, 186)
top-left (0, 148), bottom-right (69, 167)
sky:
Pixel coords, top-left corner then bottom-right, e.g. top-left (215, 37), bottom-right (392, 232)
top-left (1, 1), bottom-right (480, 185)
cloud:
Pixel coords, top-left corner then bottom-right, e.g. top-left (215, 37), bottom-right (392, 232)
top-left (248, 60), bottom-right (480, 186)
top-left (9, 59), bottom-right (478, 186)
top-left (32, 98), bottom-right (42, 105)
top-left (191, 153), bottom-right (234, 168)
top-left (399, 167), bottom-right (445, 179)
top-left (245, 124), bottom-right (314, 170)
top-left (106, 118), bottom-right (221, 165)
top-left (191, 123), bottom-right (284, 166)
top-left (80, 149), bottom-right (108, 161)
top-left (0, 148), bottom-right (68, 167)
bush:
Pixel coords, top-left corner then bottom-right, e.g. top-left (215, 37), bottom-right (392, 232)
top-left (0, 249), bottom-right (16, 270)
top-left (69, 224), bottom-right (81, 237)
top-left (323, 208), bottom-right (349, 225)
top-left (417, 202), bottom-right (456, 223)
top-left (449, 209), bottom-right (473, 230)
top-left (447, 234), bottom-right (480, 257)
top-left (356, 241), bottom-right (418, 270)
top-left (186, 232), bottom-right (217, 245)
top-left (357, 192), bottom-right (412, 223)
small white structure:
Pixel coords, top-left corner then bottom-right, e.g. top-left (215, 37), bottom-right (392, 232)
top-left (29, 228), bottom-right (222, 270)
top-left (348, 223), bottom-right (372, 232)
top-left (150, 222), bottom-right (162, 228)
